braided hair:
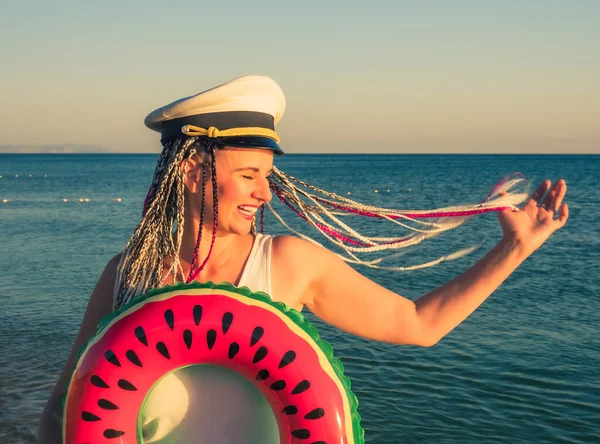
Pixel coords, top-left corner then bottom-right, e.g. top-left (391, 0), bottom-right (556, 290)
top-left (113, 137), bottom-right (220, 310)
top-left (114, 135), bottom-right (529, 309)
top-left (267, 166), bottom-right (529, 271)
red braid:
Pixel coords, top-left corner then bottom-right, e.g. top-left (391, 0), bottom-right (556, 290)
top-left (186, 144), bottom-right (218, 283)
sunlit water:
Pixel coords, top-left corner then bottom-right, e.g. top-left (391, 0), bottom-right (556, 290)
top-left (1, 154), bottom-right (598, 443)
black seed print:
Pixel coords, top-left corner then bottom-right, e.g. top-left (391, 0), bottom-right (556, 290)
top-left (207, 329), bottom-right (217, 349)
top-left (193, 305), bottom-right (203, 325)
top-left (311, 441), bottom-right (327, 444)
top-left (282, 405), bottom-right (298, 415)
top-left (291, 380), bottom-right (310, 395)
top-left (228, 342), bottom-right (240, 359)
top-left (255, 369), bottom-right (270, 380)
top-left (98, 399), bottom-right (119, 410)
top-left (291, 429), bottom-right (310, 439)
top-left (156, 342), bottom-right (170, 359)
top-left (164, 309), bottom-right (175, 330)
top-left (250, 326), bottom-right (264, 346)
top-left (222, 312), bottom-right (233, 334)
top-left (253, 346), bottom-right (268, 364)
top-left (134, 326), bottom-right (148, 346)
top-left (81, 411), bottom-right (101, 421)
top-left (270, 380), bottom-right (286, 391)
top-left (304, 408), bottom-right (325, 420)
top-left (125, 350), bottom-right (142, 367)
top-left (103, 429), bottom-right (125, 439)
top-left (117, 379), bottom-right (137, 391)
top-left (279, 350), bottom-right (296, 368)
top-left (183, 329), bottom-right (193, 349)
top-left (90, 375), bottom-right (109, 388)
top-left (104, 350), bottom-right (121, 367)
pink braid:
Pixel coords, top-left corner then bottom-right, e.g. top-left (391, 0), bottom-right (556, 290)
top-left (259, 205), bottom-right (265, 234)
top-left (187, 146), bottom-right (218, 283)
top-left (186, 160), bottom-right (207, 283)
top-left (312, 197), bottom-right (514, 219)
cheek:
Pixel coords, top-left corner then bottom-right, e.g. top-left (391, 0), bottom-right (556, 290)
top-left (216, 181), bottom-right (248, 205)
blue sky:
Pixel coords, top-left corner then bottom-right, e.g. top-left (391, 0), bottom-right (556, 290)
top-left (1, 0), bottom-right (598, 153)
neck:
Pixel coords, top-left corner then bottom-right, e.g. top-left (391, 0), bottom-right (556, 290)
top-left (177, 206), bottom-right (250, 270)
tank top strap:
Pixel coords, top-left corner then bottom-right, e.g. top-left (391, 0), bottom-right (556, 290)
top-left (237, 233), bottom-right (273, 297)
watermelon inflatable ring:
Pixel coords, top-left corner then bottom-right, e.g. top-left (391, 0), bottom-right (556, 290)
top-left (63, 282), bottom-right (364, 443)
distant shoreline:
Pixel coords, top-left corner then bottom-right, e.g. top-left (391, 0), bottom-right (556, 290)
top-left (0, 151), bottom-right (158, 155)
top-left (2, 145), bottom-right (598, 155)
top-left (1, 152), bottom-right (598, 156)
top-left (0, 145), bottom-right (117, 154)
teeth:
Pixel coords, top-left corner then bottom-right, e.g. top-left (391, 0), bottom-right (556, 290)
top-left (239, 206), bottom-right (257, 214)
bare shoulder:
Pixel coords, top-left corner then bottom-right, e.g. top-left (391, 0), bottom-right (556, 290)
top-left (105, 253), bottom-right (122, 280)
top-left (108, 252), bottom-right (122, 267)
top-left (272, 234), bottom-right (331, 256)
top-left (270, 235), bottom-right (339, 307)
top-left (74, 253), bottom-right (122, 340)
top-left (93, 253), bottom-right (121, 306)
top-left (80, 253), bottom-right (122, 333)
top-left (104, 252), bottom-right (122, 280)
top-left (271, 235), bottom-right (334, 270)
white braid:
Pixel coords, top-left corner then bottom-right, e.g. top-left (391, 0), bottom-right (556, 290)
top-left (267, 167), bottom-right (530, 270)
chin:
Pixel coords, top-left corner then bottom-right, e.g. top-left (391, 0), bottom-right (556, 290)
top-left (232, 227), bottom-right (251, 236)
top-left (219, 221), bottom-right (253, 236)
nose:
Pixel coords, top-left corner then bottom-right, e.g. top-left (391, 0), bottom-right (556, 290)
top-left (252, 177), bottom-right (272, 203)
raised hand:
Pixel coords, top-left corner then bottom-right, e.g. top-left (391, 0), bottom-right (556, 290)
top-left (498, 179), bottom-right (568, 255)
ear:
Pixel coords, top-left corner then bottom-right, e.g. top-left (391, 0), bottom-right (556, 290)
top-left (181, 154), bottom-right (206, 194)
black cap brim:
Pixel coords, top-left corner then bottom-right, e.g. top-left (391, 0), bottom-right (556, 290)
top-left (212, 136), bottom-right (284, 155)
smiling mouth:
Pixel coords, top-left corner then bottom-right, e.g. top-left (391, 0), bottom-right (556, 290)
top-left (238, 205), bottom-right (258, 220)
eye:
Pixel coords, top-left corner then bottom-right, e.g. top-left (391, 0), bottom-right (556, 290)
top-left (242, 175), bottom-right (254, 180)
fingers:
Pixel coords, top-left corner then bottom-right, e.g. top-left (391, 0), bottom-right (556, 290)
top-left (541, 179), bottom-right (567, 213)
top-left (557, 202), bottom-right (569, 227)
top-left (526, 180), bottom-right (551, 210)
top-left (526, 179), bottom-right (568, 229)
top-left (551, 179), bottom-right (567, 213)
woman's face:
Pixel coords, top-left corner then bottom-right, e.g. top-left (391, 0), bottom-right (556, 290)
top-left (191, 147), bottom-right (274, 235)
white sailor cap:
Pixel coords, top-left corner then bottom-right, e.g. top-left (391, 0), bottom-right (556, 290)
top-left (144, 75), bottom-right (286, 154)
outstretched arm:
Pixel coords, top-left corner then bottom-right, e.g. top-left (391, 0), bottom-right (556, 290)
top-left (299, 179), bottom-right (568, 347)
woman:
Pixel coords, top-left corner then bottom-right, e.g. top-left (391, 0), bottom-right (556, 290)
top-left (38, 75), bottom-right (568, 443)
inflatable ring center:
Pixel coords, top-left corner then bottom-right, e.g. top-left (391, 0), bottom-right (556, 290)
top-left (63, 282), bottom-right (364, 443)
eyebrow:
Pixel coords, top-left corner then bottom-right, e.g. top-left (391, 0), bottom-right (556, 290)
top-left (233, 167), bottom-right (273, 174)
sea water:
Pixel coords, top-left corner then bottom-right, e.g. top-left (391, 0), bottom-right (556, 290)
top-left (1, 154), bottom-right (598, 443)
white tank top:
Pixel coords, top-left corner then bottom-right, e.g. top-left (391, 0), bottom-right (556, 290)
top-left (237, 233), bottom-right (274, 297)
